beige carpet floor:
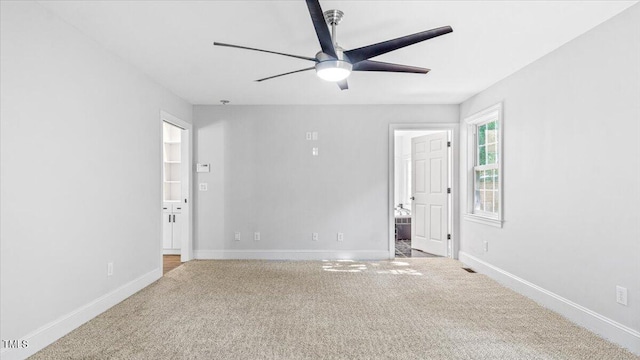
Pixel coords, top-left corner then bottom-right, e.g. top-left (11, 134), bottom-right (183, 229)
top-left (31, 259), bottom-right (637, 359)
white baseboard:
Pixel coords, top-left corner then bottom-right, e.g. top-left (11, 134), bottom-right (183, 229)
top-left (162, 249), bottom-right (181, 255)
top-left (458, 251), bottom-right (640, 355)
top-left (195, 249), bottom-right (391, 261)
top-left (1, 268), bottom-right (162, 360)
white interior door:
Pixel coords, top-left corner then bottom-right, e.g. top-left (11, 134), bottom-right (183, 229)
top-left (411, 132), bottom-right (449, 256)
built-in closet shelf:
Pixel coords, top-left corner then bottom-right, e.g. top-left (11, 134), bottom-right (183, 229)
top-left (163, 121), bottom-right (182, 203)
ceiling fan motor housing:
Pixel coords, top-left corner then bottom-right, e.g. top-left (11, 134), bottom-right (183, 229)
top-left (316, 48), bottom-right (348, 62)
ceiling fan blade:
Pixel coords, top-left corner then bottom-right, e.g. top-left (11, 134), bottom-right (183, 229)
top-left (255, 67), bottom-right (316, 82)
top-left (214, 42), bottom-right (317, 62)
top-left (305, 0), bottom-right (337, 58)
top-left (344, 26), bottom-right (453, 63)
top-left (353, 60), bottom-right (430, 74)
top-left (337, 79), bottom-right (348, 90)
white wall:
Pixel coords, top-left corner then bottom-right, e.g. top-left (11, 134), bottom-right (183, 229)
top-left (193, 105), bottom-right (458, 259)
top-left (0, 2), bottom-right (192, 359)
top-left (458, 3), bottom-right (640, 353)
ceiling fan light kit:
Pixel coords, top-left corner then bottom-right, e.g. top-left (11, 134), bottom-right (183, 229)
top-left (214, 0), bottom-right (452, 90)
top-left (316, 60), bottom-right (352, 82)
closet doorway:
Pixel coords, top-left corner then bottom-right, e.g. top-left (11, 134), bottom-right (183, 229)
top-left (161, 111), bottom-right (192, 274)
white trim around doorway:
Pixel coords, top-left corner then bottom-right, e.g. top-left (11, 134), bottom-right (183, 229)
top-left (388, 123), bottom-right (460, 260)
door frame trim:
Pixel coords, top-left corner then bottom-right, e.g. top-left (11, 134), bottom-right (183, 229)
top-left (388, 123), bottom-right (460, 260)
top-left (160, 110), bottom-right (193, 263)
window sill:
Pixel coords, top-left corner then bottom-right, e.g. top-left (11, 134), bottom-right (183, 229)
top-left (464, 214), bottom-right (503, 228)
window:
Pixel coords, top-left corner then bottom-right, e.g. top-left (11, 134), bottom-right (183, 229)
top-left (464, 103), bottom-right (503, 227)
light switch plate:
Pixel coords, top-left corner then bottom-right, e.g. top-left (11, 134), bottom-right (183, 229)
top-left (199, 183), bottom-right (208, 191)
top-left (616, 286), bottom-right (628, 306)
top-left (312, 132), bottom-right (318, 140)
top-left (306, 132), bottom-right (312, 140)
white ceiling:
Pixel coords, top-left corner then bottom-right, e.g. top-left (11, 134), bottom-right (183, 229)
top-left (38, 1), bottom-right (637, 105)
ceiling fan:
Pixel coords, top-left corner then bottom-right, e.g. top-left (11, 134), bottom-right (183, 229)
top-left (214, 0), bottom-right (453, 90)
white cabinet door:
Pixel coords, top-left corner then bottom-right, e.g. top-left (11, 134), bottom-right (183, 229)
top-left (163, 203), bottom-right (182, 251)
top-left (162, 211), bottom-right (173, 249)
top-left (171, 212), bottom-right (182, 250)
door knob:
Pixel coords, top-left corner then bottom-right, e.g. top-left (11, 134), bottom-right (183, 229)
top-left (410, 196), bottom-right (415, 200)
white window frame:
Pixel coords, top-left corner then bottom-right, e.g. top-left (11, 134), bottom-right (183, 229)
top-left (464, 102), bottom-right (503, 228)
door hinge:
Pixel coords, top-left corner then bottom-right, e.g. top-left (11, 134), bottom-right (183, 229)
top-left (447, 234), bottom-right (451, 240)
top-left (447, 141), bottom-right (451, 147)
top-left (447, 187), bottom-right (451, 194)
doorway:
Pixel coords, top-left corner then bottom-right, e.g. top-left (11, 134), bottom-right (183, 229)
top-left (160, 111), bottom-right (192, 275)
top-left (389, 124), bottom-right (459, 260)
